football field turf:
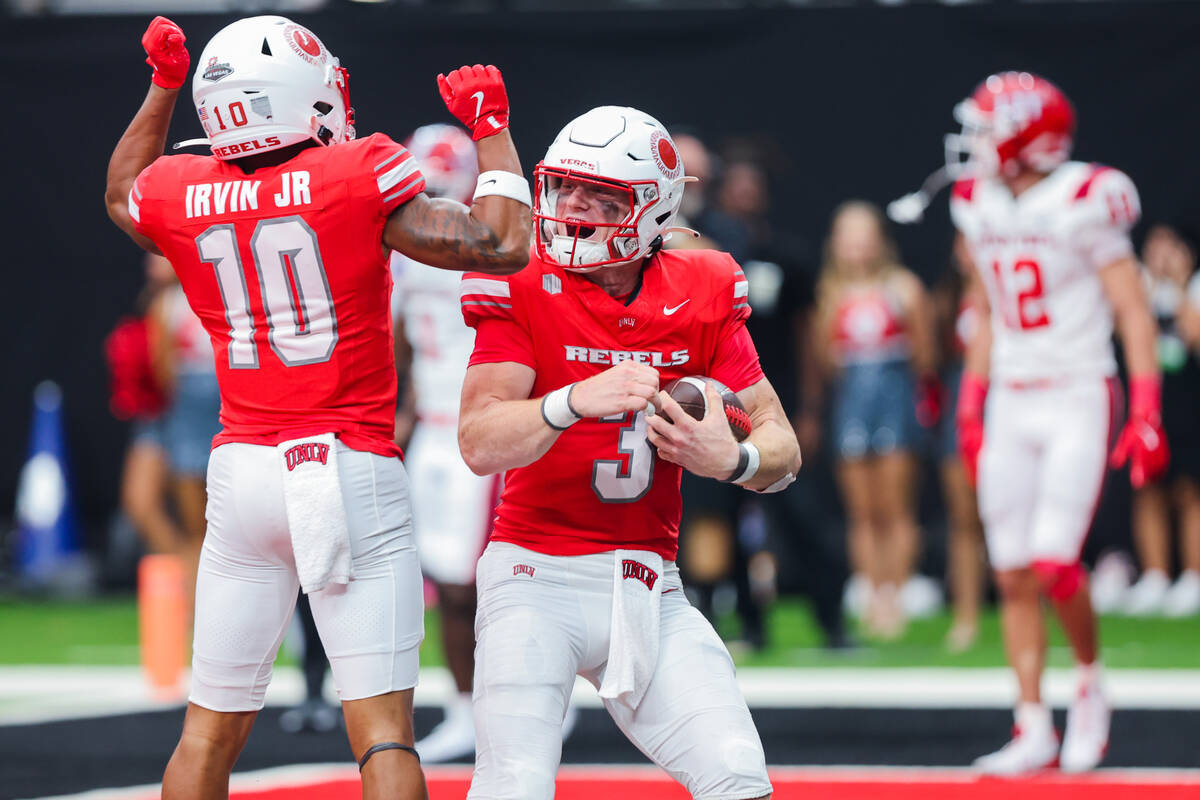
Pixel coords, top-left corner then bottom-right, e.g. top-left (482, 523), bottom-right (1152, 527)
top-left (2, 594), bottom-right (1197, 670)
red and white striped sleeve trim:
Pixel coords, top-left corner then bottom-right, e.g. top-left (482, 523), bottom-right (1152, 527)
top-left (732, 271), bottom-right (750, 311)
top-left (375, 148), bottom-right (424, 205)
top-left (460, 277), bottom-right (514, 321)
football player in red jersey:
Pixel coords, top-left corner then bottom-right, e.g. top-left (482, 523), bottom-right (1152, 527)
top-left (105, 15), bottom-right (530, 800)
top-left (456, 106), bottom-right (800, 800)
top-left (895, 72), bottom-right (1166, 775)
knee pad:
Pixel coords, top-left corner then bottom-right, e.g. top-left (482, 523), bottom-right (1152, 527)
top-left (1032, 560), bottom-right (1084, 601)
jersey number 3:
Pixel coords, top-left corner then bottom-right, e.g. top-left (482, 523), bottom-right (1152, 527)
top-left (196, 217), bottom-right (338, 369)
top-left (593, 411), bottom-right (655, 503)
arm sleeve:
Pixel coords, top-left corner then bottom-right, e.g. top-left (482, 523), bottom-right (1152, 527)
top-left (367, 134), bottom-right (426, 217)
top-left (1072, 167), bottom-right (1140, 269)
top-left (468, 318), bottom-right (536, 369)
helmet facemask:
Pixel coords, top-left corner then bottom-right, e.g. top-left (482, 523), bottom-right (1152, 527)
top-left (536, 168), bottom-right (664, 272)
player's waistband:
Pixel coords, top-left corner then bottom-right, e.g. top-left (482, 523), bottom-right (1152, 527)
top-left (212, 428), bottom-right (402, 459)
top-left (997, 370), bottom-right (1117, 392)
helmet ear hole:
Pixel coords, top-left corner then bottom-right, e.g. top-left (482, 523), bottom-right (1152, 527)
top-left (261, 38), bottom-right (272, 56)
top-left (313, 101), bottom-right (333, 115)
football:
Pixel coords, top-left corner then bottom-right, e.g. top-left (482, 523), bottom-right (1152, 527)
top-left (662, 376), bottom-right (752, 442)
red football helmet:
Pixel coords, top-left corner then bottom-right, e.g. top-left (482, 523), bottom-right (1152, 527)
top-left (946, 71), bottom-right (1076, 178)
top-left (404, 123), bottom-right (477, 204)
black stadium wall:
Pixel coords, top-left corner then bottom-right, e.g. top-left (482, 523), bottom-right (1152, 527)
top-left (2, 2), bottom-right (1198, 560)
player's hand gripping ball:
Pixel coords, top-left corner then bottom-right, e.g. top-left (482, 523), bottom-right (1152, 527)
top-left (142, 16), bottom-right (189, 89)
top-left (661, 376), bottom-right (751, 442)
top-left (437, 64), bottom-right (510, 141)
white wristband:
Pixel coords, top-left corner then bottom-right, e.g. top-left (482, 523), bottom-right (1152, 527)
top-left (474, 170), bottom-right (532, 207)
top-left (541, 383), bottom-right (582, 431)
top-left (731, 442), bottom-right (760, 485)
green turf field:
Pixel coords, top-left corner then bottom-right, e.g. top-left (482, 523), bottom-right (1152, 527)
top-left (2, 594), bottom-right (1197, 669)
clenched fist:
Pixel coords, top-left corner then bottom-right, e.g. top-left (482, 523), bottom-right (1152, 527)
top-left (142, 16), bottom-right (189, 90)
top-left (569, 360), bottom-right (659, 419)
top-left (437, 64), bottom-right (510, 141)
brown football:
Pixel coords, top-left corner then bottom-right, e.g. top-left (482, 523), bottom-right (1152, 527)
top-left (662, 376), bottom-right (752, 442)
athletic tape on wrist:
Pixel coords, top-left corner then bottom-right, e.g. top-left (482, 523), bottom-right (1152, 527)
top-left (725, 442), bottom-right (761, 484)
top-left (473, 170), bottom-right (532, 207)
top-left (541, 383), bottom-right (581, 430)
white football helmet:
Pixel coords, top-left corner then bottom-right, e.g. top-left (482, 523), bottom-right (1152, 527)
top-left (190, 16), bottom-right (354, 160)
top-left (404, 124), bottom-right (477, 204)
top-left (534, 106), bottom-right (688, 272)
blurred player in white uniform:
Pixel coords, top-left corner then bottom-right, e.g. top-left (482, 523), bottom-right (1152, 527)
top-left (390, 125), bottom-right (507, 762)
top-left (894, 72), bottom-right (1168, 775)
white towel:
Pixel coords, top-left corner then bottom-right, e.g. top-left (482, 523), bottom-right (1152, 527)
top-left (277, 433), bottom-right (353, 594)
top-left (598, 549), bottom-right (664, 709)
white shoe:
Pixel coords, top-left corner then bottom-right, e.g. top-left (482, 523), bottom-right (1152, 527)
top-left (1164, 571), bottom-right (1200, 617)
top-left (415, 698), bottom-right (476, 763)
top-left (901, 574), bottom-right (944, 619)
top-left (973, 705), bottom-right (1059, 776)
top-left (842, 574), bottom-right (871, 619)
top-left (1090, 551), bottom-right (1134, 613)
top-left (1060, 681), bottom-right (1111, 773)
top-left (1123, 570), bottom-right (1170, 616)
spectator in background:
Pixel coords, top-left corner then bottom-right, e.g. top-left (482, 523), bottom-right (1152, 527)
top-left (112, 253), bottom-right (180, 560)
top-left (812, 201), bottom-right (937, 639)
top-left (933, 234), bottom-right (987, 651)
top-left (145, 271), bottom-right (222, 625)
top-left (1123, 222), bottom-right (1200, 616)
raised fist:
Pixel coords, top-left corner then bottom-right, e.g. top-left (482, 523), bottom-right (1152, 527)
top-left (142, 16), bottom-right (189, 90)
top-left (437, 64), bottom-right (510, 141)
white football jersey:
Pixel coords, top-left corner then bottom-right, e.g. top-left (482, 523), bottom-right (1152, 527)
top-left (951, 161), bottom-right (1140, 382)
top-left (390, 253), bottom-right (477, 423)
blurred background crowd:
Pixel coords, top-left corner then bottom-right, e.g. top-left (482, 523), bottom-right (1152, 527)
top-left (4, 0), bottom-right (1199, 676)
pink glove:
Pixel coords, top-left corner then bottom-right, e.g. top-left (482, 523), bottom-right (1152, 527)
top-left (437, 64), bottom-right (510, 141)
top-left (1110, 376), bottom-right (1170, 488)
top-left (142, 16), bottom-right (189, 89)
top-left (956, 371), bottom-right (988, 487)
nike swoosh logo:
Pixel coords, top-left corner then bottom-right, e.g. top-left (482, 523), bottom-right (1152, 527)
top-left (663, 300), bottom-right (689, 315)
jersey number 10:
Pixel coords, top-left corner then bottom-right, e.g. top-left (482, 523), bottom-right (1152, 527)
top-left (195, 216), bottom-right (339, 369)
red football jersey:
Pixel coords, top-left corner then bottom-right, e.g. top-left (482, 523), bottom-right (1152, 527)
top-left (130, 134), bottom-right (425, 457)
top-left (461, 248), bottom-right (765, 560)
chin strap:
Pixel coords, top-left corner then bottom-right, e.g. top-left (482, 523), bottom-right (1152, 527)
top-left (886, 164), bottom-right (958, 224)
top-left (665, 226), bottom-right (700, 238)
top-left (172, 138), bottom-right (211, 150)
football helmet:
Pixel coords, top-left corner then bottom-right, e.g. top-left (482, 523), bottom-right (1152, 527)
top-left (946, 71), bottom-right (1075, 179)
top-left (534, 106), bottom-right (688, 272)
top-left (189, 16), bottom-right (354, 160)
top-left (404, 124), bottom-right (477, 204)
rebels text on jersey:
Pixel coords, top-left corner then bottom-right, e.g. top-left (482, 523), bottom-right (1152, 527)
top-left (951, 161), bottom-right (1140, 382)
top-left (130, 134), bottom-right (425, 456)
top-left (462, 249), bottom-right (764, 560)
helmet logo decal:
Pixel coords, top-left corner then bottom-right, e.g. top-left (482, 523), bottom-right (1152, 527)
top-left (993, 91), bottom-right (1044, 132)
top-left (202, 56), bottom-right (234, 82)
top-left (649, 131), bottom-right (681, 180)
top-left (284, 24), bottom-right (325, 64)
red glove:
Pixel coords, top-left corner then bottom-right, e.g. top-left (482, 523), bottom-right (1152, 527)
top-left (1110, 376), bottom-right (1170, 488)
top-left (955, 371), bottom-right (988, 487)
top-left (915, 371), bottom-right (943, 429)
top-left (437, 64), bottom-right (510, 141)
top-left (142, 16), bottom-right (190, 89)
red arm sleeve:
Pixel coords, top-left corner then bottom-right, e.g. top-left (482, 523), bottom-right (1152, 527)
top-left (709, 325), bottom-right (764, 393)
top-left (468, 317), bottom-right (536, 369)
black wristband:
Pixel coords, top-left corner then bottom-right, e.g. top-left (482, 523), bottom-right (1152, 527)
top-left (722, 444), bottom-right (750, 483)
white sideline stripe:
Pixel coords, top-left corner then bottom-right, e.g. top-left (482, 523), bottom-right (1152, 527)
top-left (5, 666), bottom-right (1200, 729)
top-left (26, 763), bottom-right (1200, 798)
